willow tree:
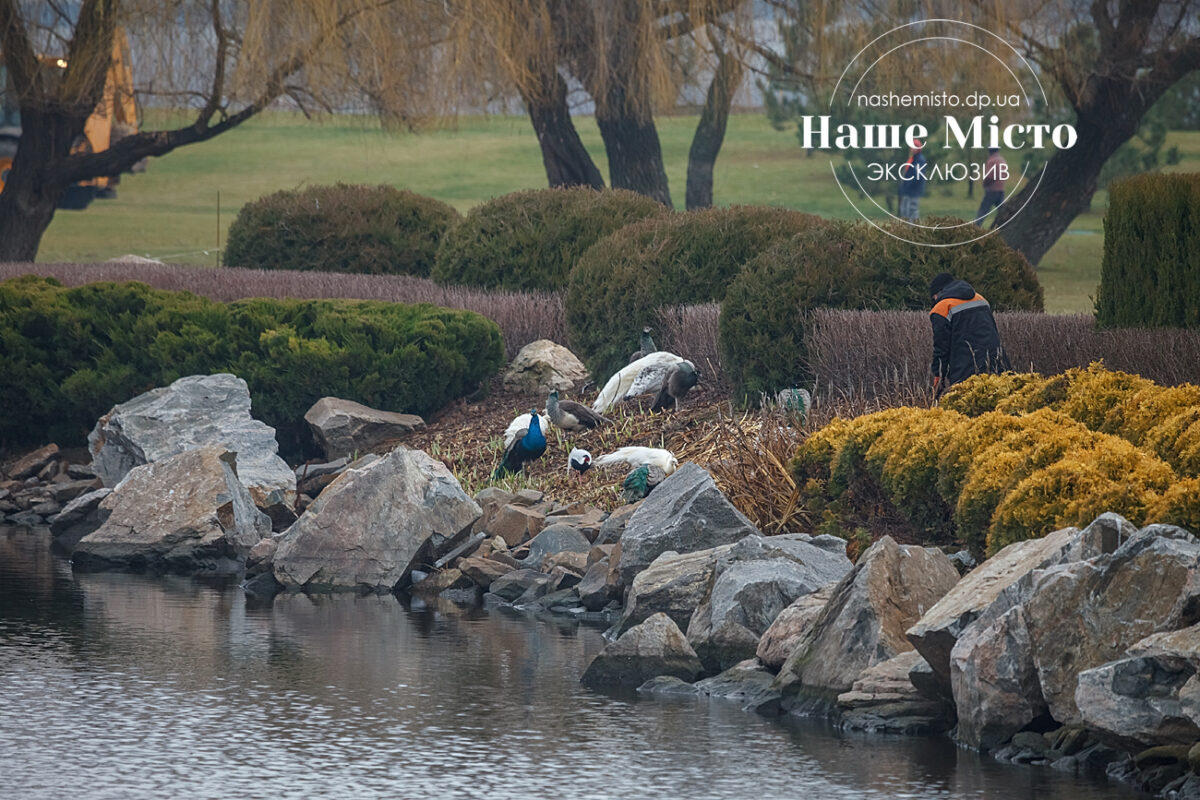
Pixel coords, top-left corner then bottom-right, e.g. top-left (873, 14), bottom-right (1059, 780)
top-left (0, 0), bottom-right (443, 261)
top-left (451, 0), bottom-right (752, 208)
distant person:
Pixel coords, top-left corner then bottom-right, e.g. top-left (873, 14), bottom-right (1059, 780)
top-left (898, 140), bottom-right (927, 222)
top-left (929, 272), bottom-right (1010, 395)
top-left (976, 147), bottom-right (1007, 225)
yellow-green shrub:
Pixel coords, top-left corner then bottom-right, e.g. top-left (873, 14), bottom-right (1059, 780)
top-left (989, 440), bottom-right (1174, 551)
top-left (1148, 478), bottom-right (1200, 529)
top-left (865, 408), bottom-right (965, 541)
top-left (952, 410), bottom-right (1098, 554)
top-left (1144, 406), bottom-right (1200, 477)
top-left (994, 373), bottom-right (1069, 414)
top-left (1055, 364), bottom-right (1154, 430)
top-left (792, 401), bottom-right (1193, 558)
top-left (938, 372), bottom-right (1046, 417)
top-left (826, 408), bottom-right (916, 497)
top-left (1106, 384), bottom-right (1200, 444)
top-left (947, 364), bottom-right (1200, 480)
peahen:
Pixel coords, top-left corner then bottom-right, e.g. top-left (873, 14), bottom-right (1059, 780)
top-left (629, 326), bottom-right (658, 363)
top-left (650, 360), bottom-right (700, 412)
top-left (494, 408), bottom-right (548, 479)
top-left (547, 389), bottom-right (610, 432)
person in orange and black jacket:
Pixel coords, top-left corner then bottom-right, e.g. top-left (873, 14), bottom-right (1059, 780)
top-left (929, 272), bottom-right (1011, 395)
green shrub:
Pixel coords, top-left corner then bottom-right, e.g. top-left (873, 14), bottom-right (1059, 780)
top-left (850, 216), bottom-right (1044, 312)
top-left (719, 222), bottom-right (861, 404)
top-left (567, 205), bottom-right (824, 382)
top-left (223, 184), bottom-right (460, 276)
top-left (432, 187), bottom-right (665, 291)
top-left (718, 217), bottom-right (1043, 403)
top-left (0, 276), bottom-right (504, 457)
top-left (1096, 172), bottom-right (1200, 328)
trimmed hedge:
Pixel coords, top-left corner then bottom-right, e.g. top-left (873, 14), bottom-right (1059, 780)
top-left (719, 217), bottom-right (1043, 403)
top-left (567, 206), bottom-right (825, 382)
top-left (223, 184), bottom-right (460, 276)
top-left (1096, 172), bottom-right (1200, 328)
top-left (793, 404), bottom-right (1181, 558)
top-left (719, 222), bottom-right (861, 405)
top-left (0, 276), bottom-right (504, 457)
top-left (432, 187), bottom-right (666, 291)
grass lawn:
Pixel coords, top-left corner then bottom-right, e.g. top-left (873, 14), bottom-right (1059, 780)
top-left (34, 112), bottom-right (1200, 314)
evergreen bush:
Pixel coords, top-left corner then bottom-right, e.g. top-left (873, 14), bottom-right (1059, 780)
top-left (1096, 172), bottom-right (1200, 328)
top-left (0, 276), bottom-right (504, 457)
top-left (566, 205), bottom-right (824, 382)
top-left (223, 184), bottom-right (460, 276)
top-left (432, 187), bottom-right (665, 291)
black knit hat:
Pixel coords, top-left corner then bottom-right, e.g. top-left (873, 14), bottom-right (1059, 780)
top-left (930, 272), bottom-right (955, 297)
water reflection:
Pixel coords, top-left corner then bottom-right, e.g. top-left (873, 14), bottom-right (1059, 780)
top-left (0, 528), bottom-right (1142, 800)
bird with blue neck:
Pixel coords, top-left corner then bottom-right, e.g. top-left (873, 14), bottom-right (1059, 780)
top-left (494, 407), bottom-right (548, 479)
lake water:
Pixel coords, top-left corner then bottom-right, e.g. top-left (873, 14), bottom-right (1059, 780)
top-left (0, 526), bottom-right (1144, 800)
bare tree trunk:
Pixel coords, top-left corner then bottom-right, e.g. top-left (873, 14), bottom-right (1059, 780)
top-left (595, 88), bottom-right (672, 207)
top-left (522, 70), bottom-right (605, 190)
top-left (996, 99), bottom-right (1145, 266)
top-left (686, 50), bottom-right (743, 210)
top-left (0, 108), bottom-right (81, 261)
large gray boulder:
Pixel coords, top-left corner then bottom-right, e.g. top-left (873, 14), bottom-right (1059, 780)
top-left (615, 546), bottom-right (732, 636)
top-left (951, 601), bottom-right (1045, 749)
top-left (756, 585), bottom-right (834, 670)
top-left (272, 448), bottom-right (480, 592)
top-left (907, 518), bottom-right (1126, 693)
top-left (776, 536), bottom-right (959, 703)
top-left (1023, 527), bottom-right (1200, 726)
top-left (72, 447), bottom-right (269, 573)
top-left (48, 488), bottom-right (113, 550)
top-left (950, 522), bottom-right (1200, 750)
top-left (502, 339), bottom-right (589, 395)
top-left (581, 613), bottom-right (703, 689)
top-left (303, 397), bottom-right (425, 461)
top-left (686, 534), bottom-right (852, 673)
top-left (1077, 624), bottom-right (1200, 748)
top-left (617, 463), bottom-right (759, 587)
top-left (88, 374), bottom-right (295, 508)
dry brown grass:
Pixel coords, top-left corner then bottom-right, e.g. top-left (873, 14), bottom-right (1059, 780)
top-left (389, 375), bottom-right (807, 533)
top-left (655, 302), bottom-right (730, 394)
top-left (0, 262), bottom-right (566, 360)
top-left (808, 309), bottom-right (1200, 393)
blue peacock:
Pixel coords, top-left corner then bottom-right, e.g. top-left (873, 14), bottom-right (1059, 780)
top-left (494, 407), bottom-right (549, 479)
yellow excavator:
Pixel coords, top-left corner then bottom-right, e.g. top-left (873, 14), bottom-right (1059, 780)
top-left (0, 28), bottom-right (141, 209)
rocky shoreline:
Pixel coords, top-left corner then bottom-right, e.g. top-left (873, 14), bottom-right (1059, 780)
top-left (3, 372), bottom-right (1199, 799)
